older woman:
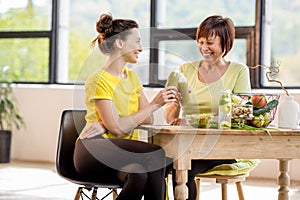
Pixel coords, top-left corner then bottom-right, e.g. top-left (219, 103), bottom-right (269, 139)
top-left (165, 15), bottom-right (251, 200)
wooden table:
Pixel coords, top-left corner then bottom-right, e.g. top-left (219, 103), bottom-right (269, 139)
top-left (139, 125), bottom-right (300, 200)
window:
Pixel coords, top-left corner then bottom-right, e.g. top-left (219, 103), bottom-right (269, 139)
top-left (0, 0), bottom-right (54, 83)
top-left (261, 0), bottom-right (300, 88)
top-left (149, 0), bottom-right (257, 86)
top-left (57, 0), bottom-right (151, 84)
top-left (158, 0), bottom-right (256, 28)
top-left (1, 0), bottom-right (298, 89)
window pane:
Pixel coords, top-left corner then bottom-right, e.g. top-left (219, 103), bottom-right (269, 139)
top-left (157, 39), bottom-right (247, 81)
top-left (158, 40), bottom-right (199, 81)
top-left (157, 0), bottom-right (256, 28)
top-left (227, 39), bottom-right (247, 65)
top-left (0, 0), bottom-right (52, 31)
top-left (0, 38), bottom-right (49, 82)
top-left (262, 0), bottom-right (300, 87)
top-left (58, 0), bottom-right (150, 84)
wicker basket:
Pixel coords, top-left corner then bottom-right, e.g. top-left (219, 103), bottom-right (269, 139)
top-left (231, 93), bottom-right (280, 127)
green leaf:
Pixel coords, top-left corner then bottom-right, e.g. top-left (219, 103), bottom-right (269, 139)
top-left (0, 66), bottom-right (24, 131)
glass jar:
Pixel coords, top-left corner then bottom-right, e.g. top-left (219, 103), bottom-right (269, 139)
top-left (218, 89), bottom-right (232, 129)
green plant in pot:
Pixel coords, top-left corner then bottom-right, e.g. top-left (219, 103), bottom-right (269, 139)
top-left (0, 66), bottom-right (24, 163)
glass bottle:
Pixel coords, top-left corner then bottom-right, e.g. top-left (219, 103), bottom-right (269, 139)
top-left (165, 68), bottom-right (179, 87)
top-left (218, 89), bottom-right (232, 129)
top-left (177, 73), bottom-right (190, 106)
top-left (166, 69), bottom-right (190, 107)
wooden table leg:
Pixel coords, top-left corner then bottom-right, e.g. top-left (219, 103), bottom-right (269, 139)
top-left (277, 159), bottom-right (291, 200)
top-left (174, 169), bottom-right (188, 200)
top-left (172, 134), bottom-right (194, 200)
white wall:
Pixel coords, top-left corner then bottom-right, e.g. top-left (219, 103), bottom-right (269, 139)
top-left (11, 85), bottom-right (300, 181)
top-left (11, 85), bottom-right (85, 162)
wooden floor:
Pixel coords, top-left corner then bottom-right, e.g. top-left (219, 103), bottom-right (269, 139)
top-left (0, 160), bottom-right (300, 200)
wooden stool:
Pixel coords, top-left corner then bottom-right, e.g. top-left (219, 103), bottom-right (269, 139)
top-left (195, 173), bottom-right (249, 200)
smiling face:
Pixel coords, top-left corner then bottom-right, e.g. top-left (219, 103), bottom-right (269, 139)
top-left (120, 28), bottom-right (143, 64)
top-left (196, 15), bottom-right (235, 58)
top-left (197, 35), bottom-right (224, 63)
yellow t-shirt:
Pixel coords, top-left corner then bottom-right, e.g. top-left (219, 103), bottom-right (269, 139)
top-left (81, 67), bottom-right (143, 139)
top-left (179, 60), bottom-right (251, 115)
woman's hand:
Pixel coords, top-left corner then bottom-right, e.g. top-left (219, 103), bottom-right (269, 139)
top-left (79, 121), bottom-right (106, 139)
top-left (170, 118), bottom-right (187, 126)
top-left (151, 86), bottom-right (181, 107)
top-left (164, 87), bottom-right (182, 124)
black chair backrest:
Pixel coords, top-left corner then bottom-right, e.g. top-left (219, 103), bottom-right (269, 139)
top-left (56, 110), bottom-right (87, 181)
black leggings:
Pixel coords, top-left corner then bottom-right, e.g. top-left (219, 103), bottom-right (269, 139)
top-left (74, 138), bottom-right (166, 200)
top-left (171, 159), bottom-right (236, 200)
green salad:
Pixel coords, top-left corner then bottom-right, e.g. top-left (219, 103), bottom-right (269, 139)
top-left (186, 113), bottom-right (213, 128)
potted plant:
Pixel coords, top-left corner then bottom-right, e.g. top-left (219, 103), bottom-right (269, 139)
top-left (0, 66), bottom-right (24, 163)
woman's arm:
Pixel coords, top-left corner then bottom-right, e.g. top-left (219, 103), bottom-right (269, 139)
top-left (96, 86), bottom-right (179, 137)
top-left (164, 102), bottom-right (181, 124)
top-left (138, 89), bottom-right (154, 125)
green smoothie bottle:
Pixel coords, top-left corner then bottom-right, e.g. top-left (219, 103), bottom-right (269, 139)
top-left (178, 72), bottom-right (190, 107)
top-left (165, 68), bottom-right (179, 87)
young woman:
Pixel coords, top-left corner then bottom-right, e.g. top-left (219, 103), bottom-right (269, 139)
top-left (74, 13), bottom-right (179, 200)
top-left (164, 15), bottom-right (251, 200)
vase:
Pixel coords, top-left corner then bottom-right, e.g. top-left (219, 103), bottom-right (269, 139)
top-left (0, 130), bottom-right (12, 163)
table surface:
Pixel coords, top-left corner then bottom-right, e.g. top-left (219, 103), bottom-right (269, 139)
top-left (139, 125), bottom-right (300, 200)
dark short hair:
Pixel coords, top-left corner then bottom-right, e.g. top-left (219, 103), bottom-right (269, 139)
top-left (196, 15), bottom-right (235, 57)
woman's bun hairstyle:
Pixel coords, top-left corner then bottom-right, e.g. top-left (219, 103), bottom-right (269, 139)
top-left (92, 13), bottom-right (138, 54)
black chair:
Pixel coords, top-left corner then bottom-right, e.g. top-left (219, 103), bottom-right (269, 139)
top-left (56, 109), bottom-right (122, 200)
